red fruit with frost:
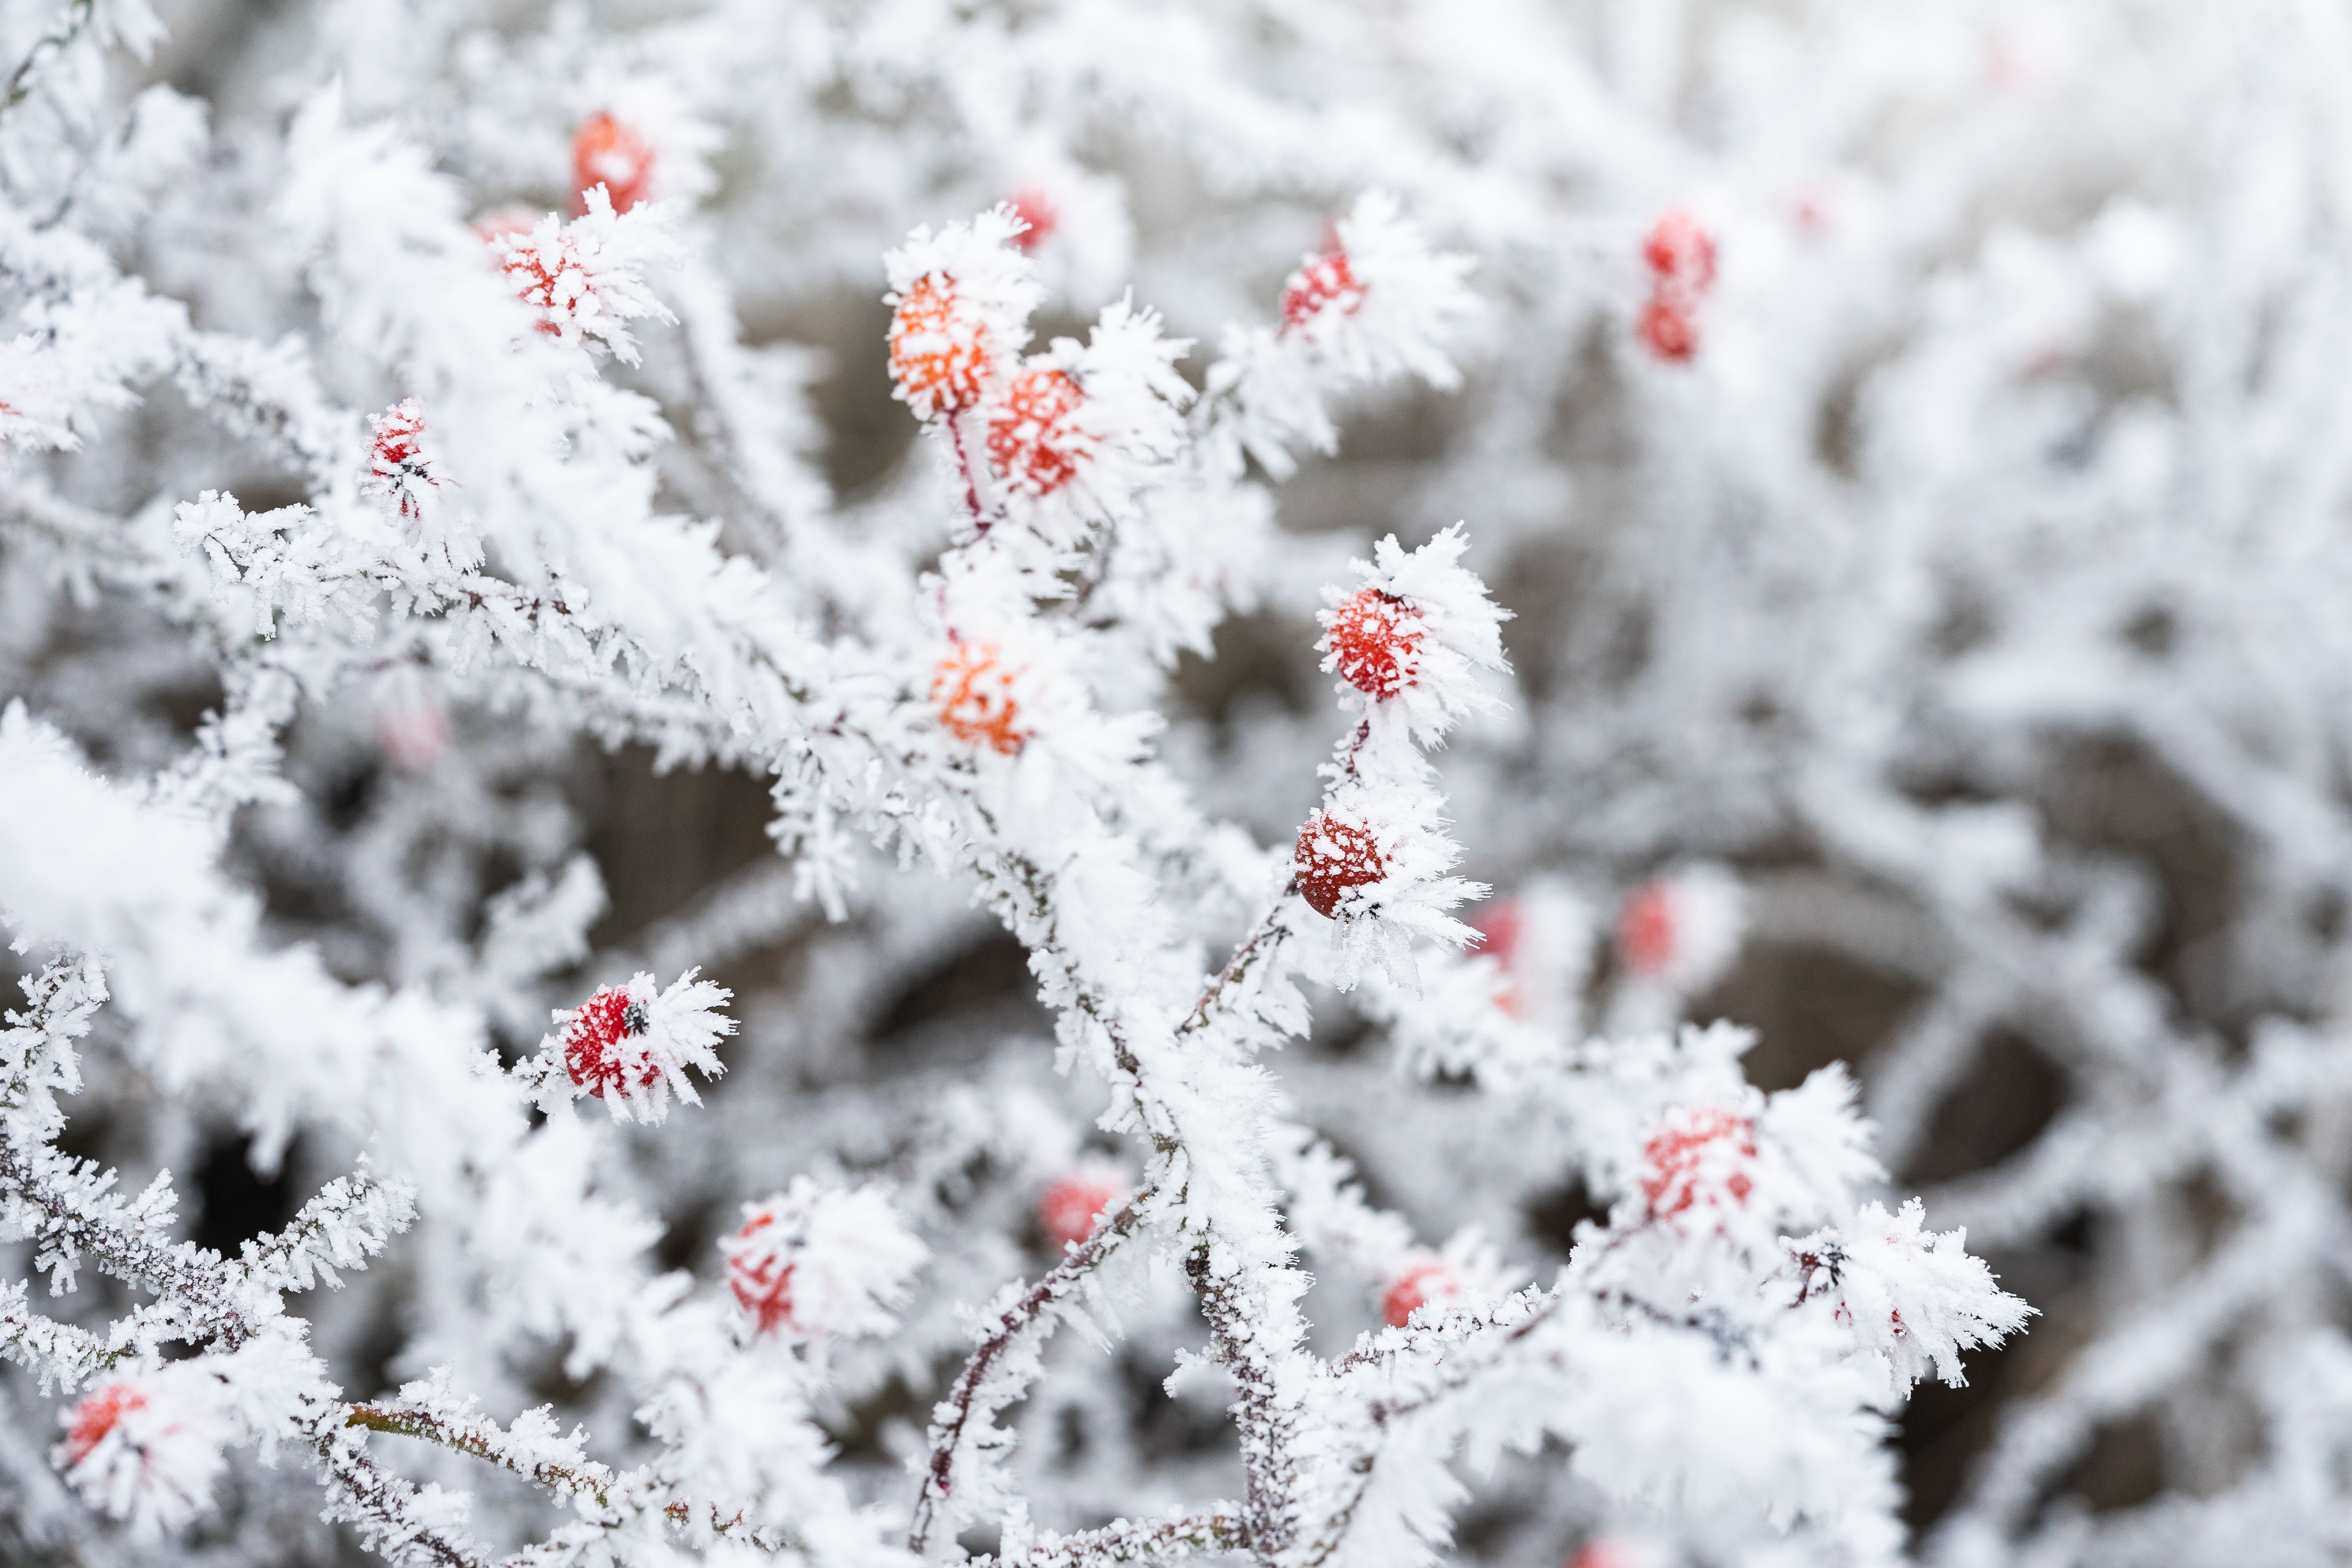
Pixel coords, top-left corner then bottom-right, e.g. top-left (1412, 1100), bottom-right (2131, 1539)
top-left (1641, 1106), bottom-right (1757, 1218)
top-left (64, 1383), bottom-right (144, 1467)
top-left (986, 367), bottom-right (1087, 496)
top-left (889, 274), bottom-right (996, 419)
top-left (563, 986), bottom-right (655, 1099)
top-left (1636, 293), bottom-right (1699, 362)
top-left (933, 642), bottom-right (1027, 755)
top-left (1381, 1257), bottom-right (1455, 1328)
top-left (573, 112), bottom-right (654, 214)
top-left (1474, 898), bottom-right (1526, 1016)
top-left (725, 1211), bottom-right (798, 1336)
top-left (1642, 209), bottom-right (1717, 295)
top-left (1038, 1171), bottom-right (1123, 1250)
top-left (1007, 187), bottom-right (1058, 253)
top-left (1281, 246), bottom-right (1365, 333)
top-left (1616, 881), bottom-right (1679, 977)
top-left (365, 399), bottom-right (435, 520)
top-left (1325, 588), bottom-right (1423, 698)
top-left (1295, 811), bottom-right (1385, 918)
top-left (499, 231), bottom-right (579, 339)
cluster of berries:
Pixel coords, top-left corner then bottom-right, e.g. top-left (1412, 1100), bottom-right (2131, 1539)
top-left (1635, 208), bottom-right (1717, 363)
top-left (1290, 587), bottom-right (1427, 917)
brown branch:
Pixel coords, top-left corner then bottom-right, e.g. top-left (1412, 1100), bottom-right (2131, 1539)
top-left (910, 1191), bottom-right (1150, 1552)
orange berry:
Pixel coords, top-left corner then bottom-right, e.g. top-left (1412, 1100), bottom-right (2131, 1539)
top-left (986, 367), bottom-right (1087, 496)
top-left (889, 275), bottom-right (996, 419)
top-left (933, 642), bottom-right (1027, 755)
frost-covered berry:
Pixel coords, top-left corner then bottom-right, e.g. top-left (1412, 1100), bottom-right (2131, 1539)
top-left (1473, 898), bottom-right (1526, 1014)
top-left (933, 641), bottom-right (1028, 755)
top-left (1641, 1106), bottom-right (1757, 1218)
top-left (889, 275), bottom-right (997, 420)
top-left (1635, 294), bottom-right (1699, 362)
top-left (1038, 1161), bottom-right (1125, 1250)
top-left (883, 210), bottom-right (1041, 426)
top-left (1380, 1254), bottom-right (1459, 1327)
top-left (1007, 186), bottom-right (1058, 253)
top-left (1642, 208), bottom-right (1717, 296)
top-left (1614, 866), bottom-right (1743, 991)
top-left (1323, 587), bottom-right (1423, 698)
top-left (1296, 810), bottom-right (1385, 918)
top-left (722, 1178), bottom-right (926, 1340)
top-left (572, 111), bottom-right (654, 214)
top-left (362, 399), bottom-right (435, 520)
top-left (986, 366), bottom-right (1087, 496)
top-left (1616, 884), bottom-right (1676, 978)
top-left (490, 200), bottom-right (673, 363)
top-left (64, 1383), bottom-right (144, 1467)
top-left (56, 1374), bottom-right (222, 1537)
top-left (501, 231), bottom-right (581, 341)
top-left (545, 971), bottom-right (733, 1123)
top-left (1281, 244), bottom-right (1366, 334)
top-left (563, 985), bottom-right (655, 1099)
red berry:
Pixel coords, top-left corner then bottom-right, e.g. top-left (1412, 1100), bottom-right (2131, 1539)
top-left (1281, 246), bottom-right (1364, 333)
top-left (725, 1212), bottom-right (798, 1336)
top-left (1616, 882), bottom-right (1677, 978)
top-left (1381, 1258), bottom-right (1454, 1327)
top-left (1295, 811), bottom-right (1385, 918)
top-left (1641, 1107), bottom-right (1756, 1218)
top-left (889, 274), bottom-right (996, 419)
top-left (1007, 187), bottom-right (1058, 253)
top-left (499, 231), bottom-right (578, 339)
top-left (64, 1383), bottom-right (144, 1466)
top-left (1038, 1171), bottom-right (1123, 1250)
top-left (1473, 899), bottom-right (1523, 967)
top-left (563, 986), bottom-right (656, 1099)
top-left (932, 642), bottom-right (1027, 755)
top-left (1473, 898), bottom-right (1526, 1016)
top-left (1325, 588), bottom-right (1423, 698)
top-left (986, 367), bottom-right (1087, 497)
top-left (1642, 209), bottom-right (1717, 295)
top-left (1636, 293), bottom-right (1699, 362)
top-left (572, 112), bottom-right (655, 214)
top-left (365, 400), bottom-right (434, 520)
